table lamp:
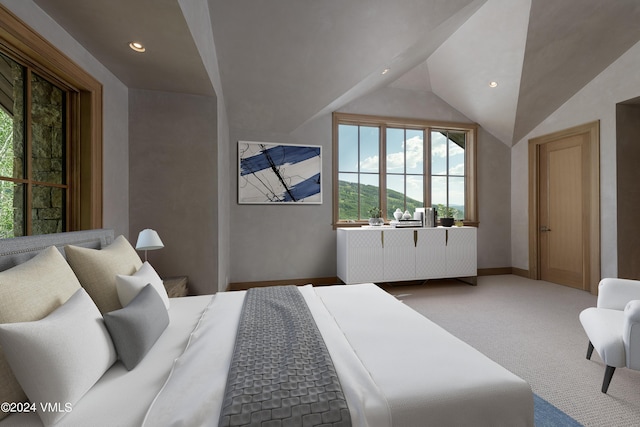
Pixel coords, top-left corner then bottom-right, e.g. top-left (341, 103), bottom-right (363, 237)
top-left (135, 229), bottom-right (164, 261)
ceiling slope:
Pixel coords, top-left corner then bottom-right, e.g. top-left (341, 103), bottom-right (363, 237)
top-left (208, 0), bottom-right (484, 134)
top-left (513, 0), bottom-right (640, 142)
top-left (33, 0), bottom-right (215, 96)
top-left (427, 0), bottom-right (531, 145)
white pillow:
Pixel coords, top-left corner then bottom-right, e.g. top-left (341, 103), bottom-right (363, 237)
top-left (0, 245), bottom-right (82, 417)
top-left (115, 261), bottom-right (170, 310)
top-left (0, 288), bottom-right (116, 426)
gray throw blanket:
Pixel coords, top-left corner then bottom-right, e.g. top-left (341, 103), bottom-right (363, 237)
top-left (218, 286), bottom-right (352, 427)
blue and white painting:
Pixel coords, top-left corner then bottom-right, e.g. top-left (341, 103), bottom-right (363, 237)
top-left (238, 141), bottom-right (322, 204)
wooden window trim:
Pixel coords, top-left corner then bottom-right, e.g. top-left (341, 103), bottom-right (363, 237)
top-left (0, 5), bottom-right (103, 231)
top-left (332, 112), bottom-right (478, 229)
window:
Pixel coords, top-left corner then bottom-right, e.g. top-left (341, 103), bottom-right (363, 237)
top-left (430, 129), bottom-right (466, 220)
top-left (0, 52), bottom-right (68, 237)
top-left (333, 112), bottom-right (477, 227)
top-left (0, 5), bottom-right (103, 237)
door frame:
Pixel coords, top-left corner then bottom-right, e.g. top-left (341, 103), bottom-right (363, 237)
top-left (528, 121), bottom-right (600, 294)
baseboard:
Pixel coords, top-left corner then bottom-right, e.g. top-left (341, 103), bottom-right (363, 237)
top-left (228, 269), bottom-right (534, 290)
top-left (511, 267), bottom-right (530, 278)
top-left (478, 267), bottom-right (531, 278)
top-left (227, 276), bottom-right (341, 291)
top-left (478, 267), bottom-right (513, 276)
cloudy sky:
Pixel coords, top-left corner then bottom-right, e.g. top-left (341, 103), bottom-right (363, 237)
top-left (338, 125), bottom-right (465, 206)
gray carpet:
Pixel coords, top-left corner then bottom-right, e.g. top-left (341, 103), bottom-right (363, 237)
top-left (383, 275), bottom-right (640, 427)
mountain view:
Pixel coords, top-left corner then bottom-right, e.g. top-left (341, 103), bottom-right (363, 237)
top-left (338, 180), bottom-right (464, 220)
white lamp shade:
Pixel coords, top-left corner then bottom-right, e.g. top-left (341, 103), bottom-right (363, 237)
top-left (135, 229), bottom-right (164, 251)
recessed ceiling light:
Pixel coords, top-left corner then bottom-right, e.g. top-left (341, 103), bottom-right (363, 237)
top-left (129, 42), bottom-right (146, 53)
top-left (381, 68), bottom-right (390, 75)
top-left (489, 81), bottom-right (498, 88)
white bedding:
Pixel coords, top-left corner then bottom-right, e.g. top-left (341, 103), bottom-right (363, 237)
top-left (315, 284), bottom-right (533, 426)
top-left (143, 286), bottom-right (391, 427)
top-left (145, 284), bottom-right (533, 427)
top-left (1, 284), bottom-right (533, 427)
top-left (0, 296), bottom-right (212, 427)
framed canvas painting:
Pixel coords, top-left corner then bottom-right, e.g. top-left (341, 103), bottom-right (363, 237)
top-left (238, 141), bottom-right (322, 204)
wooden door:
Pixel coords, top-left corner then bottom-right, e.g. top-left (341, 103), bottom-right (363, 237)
top-left (538, 135), bottom-right (589, 289)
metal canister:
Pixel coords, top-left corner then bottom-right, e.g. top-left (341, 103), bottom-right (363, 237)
top-left (424, 207), bottom-right (435, 227)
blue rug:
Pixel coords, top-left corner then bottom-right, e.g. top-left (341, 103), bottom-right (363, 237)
top-left (535, 394), bottom-right (583, 427)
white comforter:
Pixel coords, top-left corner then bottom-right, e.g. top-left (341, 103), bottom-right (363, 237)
top-left (145, 284), bottom-right (533, 427)
top-left (2, 284), bottom-right (533, 426)
top-left (315, 284), bottom-right (533, 426)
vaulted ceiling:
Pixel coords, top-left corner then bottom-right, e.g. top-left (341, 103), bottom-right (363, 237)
top-left (33, 0), bottom-right (640, 146)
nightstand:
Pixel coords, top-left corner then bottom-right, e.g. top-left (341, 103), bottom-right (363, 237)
top-left (163, 276), bottom-right (188, 297)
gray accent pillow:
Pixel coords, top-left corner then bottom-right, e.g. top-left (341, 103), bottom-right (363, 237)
top-left (103, 284), bottom-right (170, 370)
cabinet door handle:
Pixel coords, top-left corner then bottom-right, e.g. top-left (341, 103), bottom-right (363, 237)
top-left (445, 230), bottom-right (449, 246)
top-left (414, 230), bottom-right (418, 247)
top-left (381, 231), bottom-right (384, 248)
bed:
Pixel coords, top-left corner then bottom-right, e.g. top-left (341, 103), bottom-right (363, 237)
top-left (0, 229), bottom-right (533, 426)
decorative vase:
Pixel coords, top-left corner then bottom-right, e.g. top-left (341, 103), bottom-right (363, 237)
top-left (369, 217), bottom-right (384, 226)
top-left (393, 209), bottom-right (403, 221)
top-left (440, 217), bottom-right (455, 227)
top-left (402, 210), bottom-right (412, 220)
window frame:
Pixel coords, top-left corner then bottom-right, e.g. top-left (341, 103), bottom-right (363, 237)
top-left (332, 112), bottom-right (478, 228)
top-left (0, 5), bottom-right (103, 234)
top-left (0, 60), bottom-right (71, 237)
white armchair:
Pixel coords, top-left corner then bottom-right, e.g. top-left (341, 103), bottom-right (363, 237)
top-left (579, 278), bottom-right (640, 393)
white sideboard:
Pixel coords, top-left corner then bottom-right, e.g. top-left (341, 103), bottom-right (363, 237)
top-left (336, 227), bottom-right (477, 285)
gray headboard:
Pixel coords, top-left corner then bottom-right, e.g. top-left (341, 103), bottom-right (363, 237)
top-left (0, 229), bottom-right (115, 273)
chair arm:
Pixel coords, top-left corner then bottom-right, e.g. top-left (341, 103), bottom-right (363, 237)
top-left (597, 278), bottom-right (640, 310)
top-left (623, 300), bottom-right (640, 370)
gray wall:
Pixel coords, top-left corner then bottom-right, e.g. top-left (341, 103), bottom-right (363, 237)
top-left (129, 89), bottom-right (218, 295)
top-left (178, 0), bottom-right (231, 292)
top-left (477, 128), bottom-right (511, 269)
top-left (229, 114), bottom-right (337, 283)
top-left (229, 86), bottom-right (513, 284)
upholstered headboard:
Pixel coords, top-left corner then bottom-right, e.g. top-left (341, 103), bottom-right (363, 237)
top-left (0, 229), bottom-right (114, 273)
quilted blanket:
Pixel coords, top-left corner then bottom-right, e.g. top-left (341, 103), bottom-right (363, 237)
top-left (218, 286), bottom-right (351, 427)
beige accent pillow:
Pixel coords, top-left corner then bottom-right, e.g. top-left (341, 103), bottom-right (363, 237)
top-left (0, 246), bottom-right (81, 421)
top-left (65, 235), bottom-right (143, 314)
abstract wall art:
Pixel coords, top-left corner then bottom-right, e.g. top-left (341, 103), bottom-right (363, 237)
top-left (238, 141), bottom-right (322, 204)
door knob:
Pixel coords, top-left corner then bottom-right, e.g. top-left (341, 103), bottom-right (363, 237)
top-left (540, 226), bottom-right (551, 232)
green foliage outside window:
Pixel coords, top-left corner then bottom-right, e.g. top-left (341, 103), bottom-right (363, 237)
top-left (0, 110), bottom-right (14, 238)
